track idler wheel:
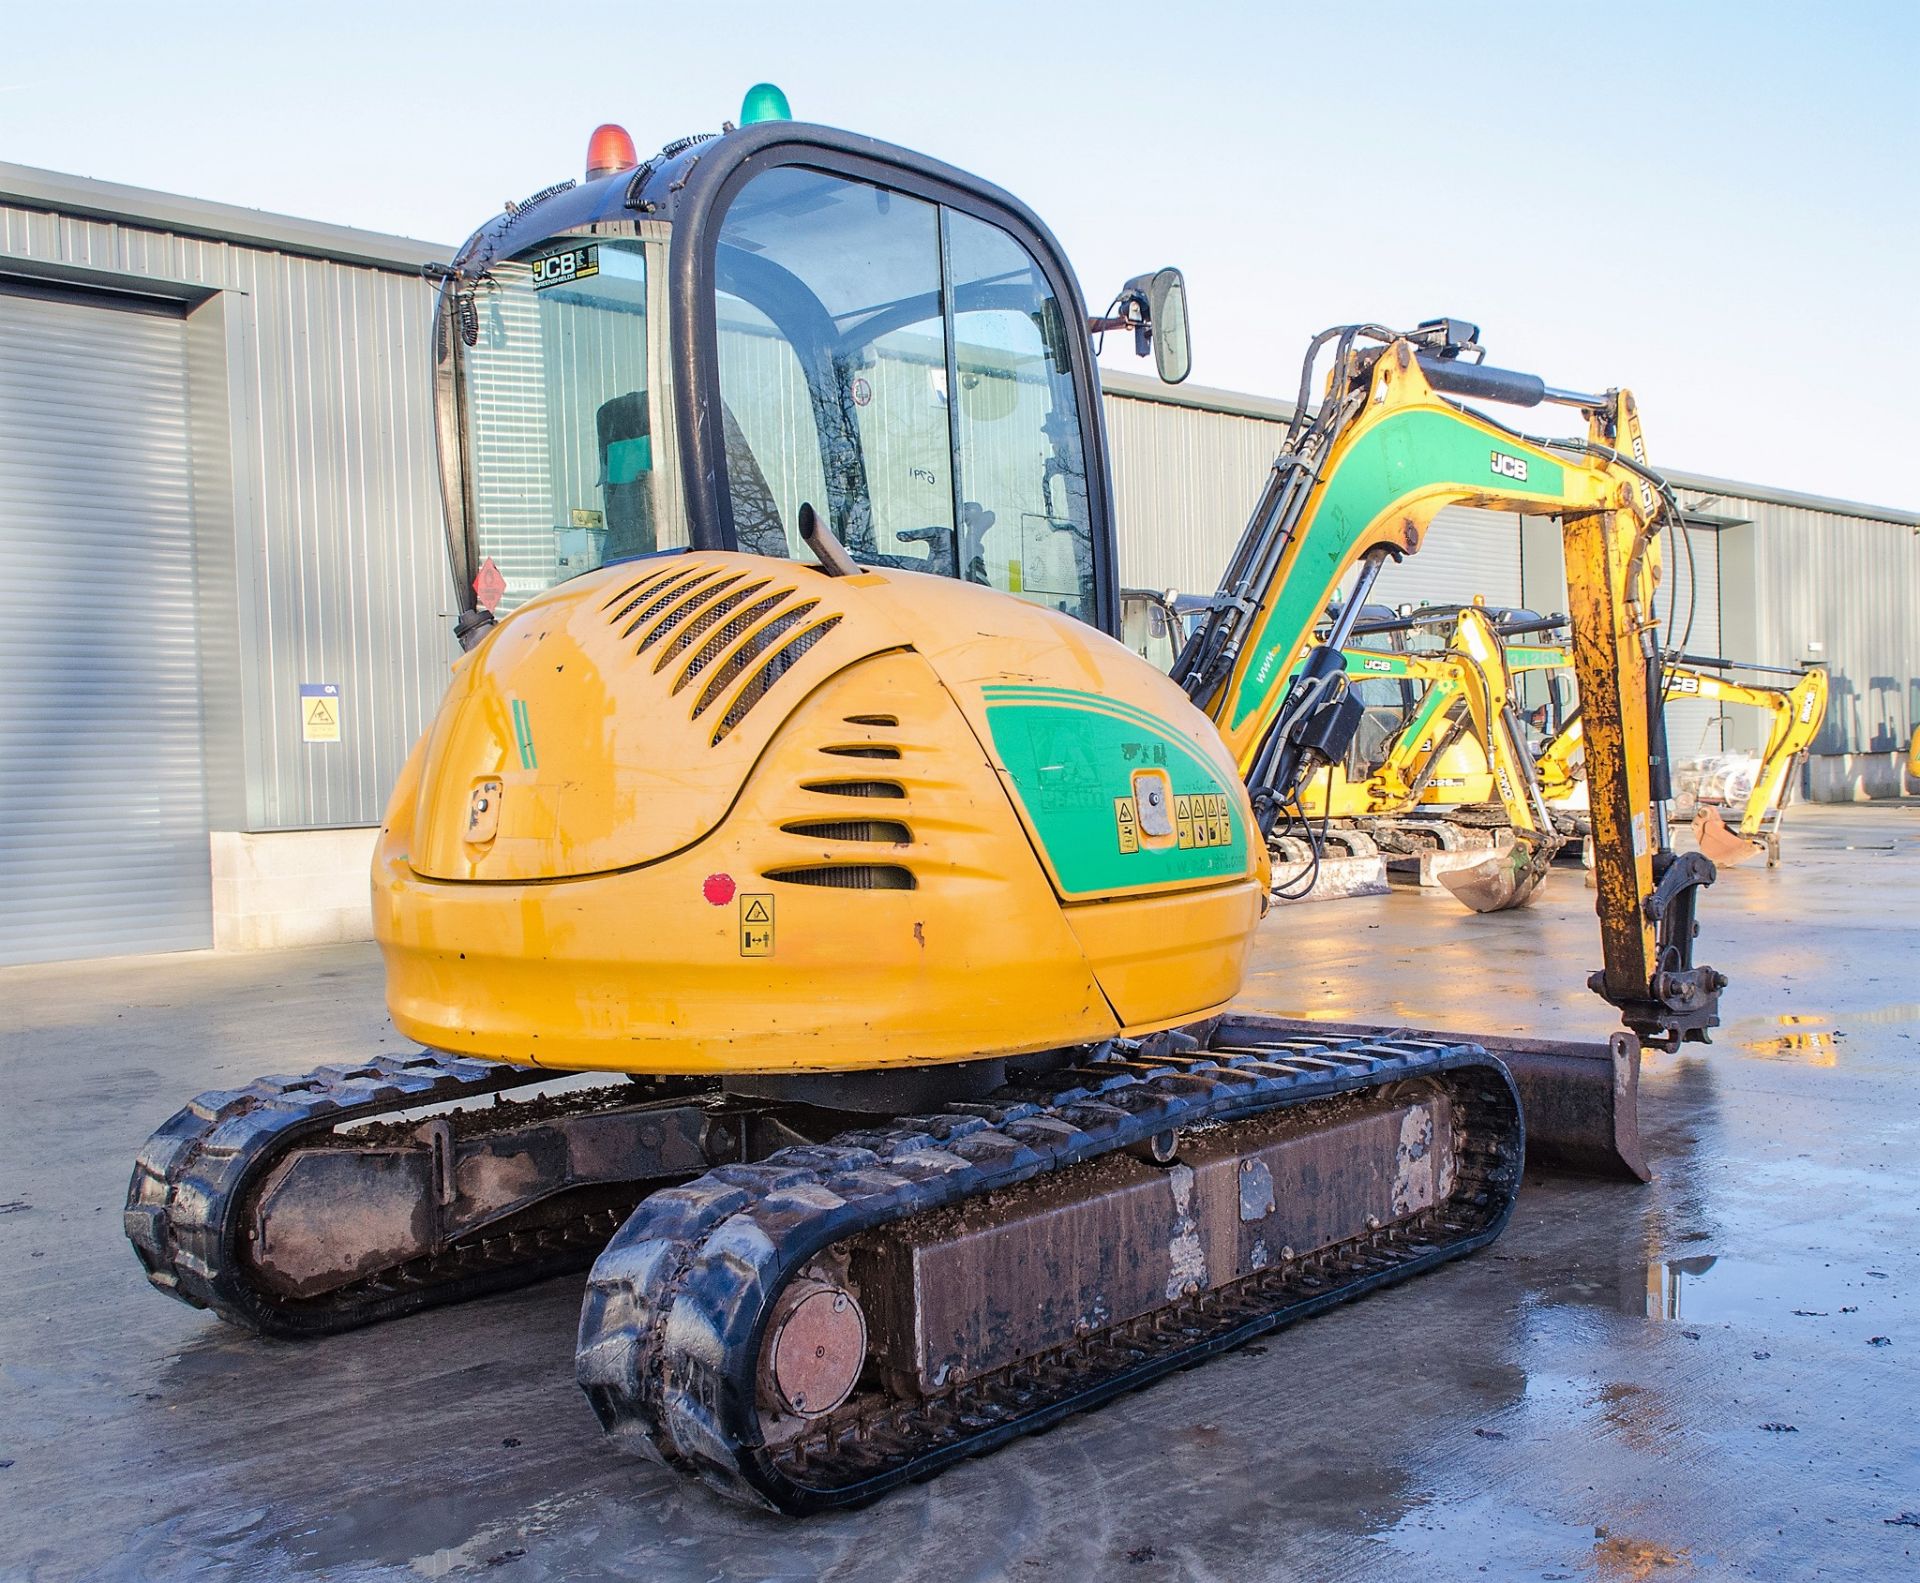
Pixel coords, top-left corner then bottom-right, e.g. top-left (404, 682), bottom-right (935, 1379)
top-left (759, 1272), bottom-right (868, 1421)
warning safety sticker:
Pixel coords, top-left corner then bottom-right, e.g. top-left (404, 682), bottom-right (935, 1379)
top-left (300, 683), bottom-right (340, 744)
top-left (739, 893), bottom-right (775, 956)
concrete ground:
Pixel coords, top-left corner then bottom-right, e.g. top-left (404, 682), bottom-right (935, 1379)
top-left (2, 803), bottom-right (1916, 1583)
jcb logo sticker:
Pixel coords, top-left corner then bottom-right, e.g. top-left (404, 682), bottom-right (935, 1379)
top-left (1490, 451), bottom-right (1529, 483)
top-left (1669, 673), bottom-right (1701, 695)
top-left (1799, 693), bottom-right (1817, 723)
top-left (530, 245), bottom-right (599, 289)
top-left (1361, 657), bottom-right (1395, 674)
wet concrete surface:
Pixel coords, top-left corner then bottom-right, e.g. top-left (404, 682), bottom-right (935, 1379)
top-left (2, 802), bottom-right (1916, 1581)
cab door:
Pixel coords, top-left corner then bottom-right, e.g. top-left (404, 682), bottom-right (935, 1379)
top-left (686, 147), bottom-right (1115, 635)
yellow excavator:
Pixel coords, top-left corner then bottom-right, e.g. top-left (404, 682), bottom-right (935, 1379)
top-left (1290, 603), bottom-right (1568, 909)
top-left (1535, 654), bottom-right (1827, 866)
top-left (1120, 596), bottom-right (1571, 906)
top-left (125, 99), bottom-right (1725, 1513)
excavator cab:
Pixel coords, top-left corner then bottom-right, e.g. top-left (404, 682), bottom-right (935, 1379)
top-left (435, 121), bottom-right (1166, 641)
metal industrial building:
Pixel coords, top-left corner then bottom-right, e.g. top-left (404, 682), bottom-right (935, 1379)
top-left (1, 160), bottom-right (1914, 965)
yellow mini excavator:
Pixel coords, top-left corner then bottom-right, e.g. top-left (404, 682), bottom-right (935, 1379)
top-left (1537, 655), bottom-right (1828, 866)
top-left (1118, 596), bottom-right (1571, 907)
top-left (1289, 603), bottom-right (1570, 910)
top-left (125, 100), bottom-right (1725, 1513)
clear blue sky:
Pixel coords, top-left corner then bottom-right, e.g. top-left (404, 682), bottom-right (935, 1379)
top-left (4, 0), bottom-right (1914, 506)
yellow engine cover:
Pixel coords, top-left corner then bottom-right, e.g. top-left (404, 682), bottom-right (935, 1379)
top-left (374, 553), bottom-right (1269, 1074)
top-left (1416, 735), bottom-right (1497, 807)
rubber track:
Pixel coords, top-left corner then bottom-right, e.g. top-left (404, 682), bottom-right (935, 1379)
top-left (576, 1027), bottom-right (1524, 1512)
top-left (124, 1050), bottom-right (602, 1338)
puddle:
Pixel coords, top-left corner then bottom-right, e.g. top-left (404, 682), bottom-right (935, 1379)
top-left (1737, 1003), bottom-right (1920, 1062)
top-left (1370, 1489), bottom-right (1601, 1577)
top-left (1638, 1254), bottom-right (1893, 1322)
top-left (1741, 1012), bottom-right (1843, 1063)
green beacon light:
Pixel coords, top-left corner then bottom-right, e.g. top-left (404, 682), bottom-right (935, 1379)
top-left (740, 82), bottom-right (792, 125)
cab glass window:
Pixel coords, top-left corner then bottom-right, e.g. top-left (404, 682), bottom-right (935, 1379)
top-left (714, 169), bottom-right (952, 564)
top-left (710, 166), bottom-right (1096, 626)
top-left (460, 236), bottom-right (681, 614)
top-left (945, 209), bottom-right (1092, 619)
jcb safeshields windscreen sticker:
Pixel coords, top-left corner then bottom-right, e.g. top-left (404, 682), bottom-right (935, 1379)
top-left (530, 245), bottom-right (599, 289)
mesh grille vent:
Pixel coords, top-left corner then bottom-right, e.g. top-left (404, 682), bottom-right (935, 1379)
top-left (712, 618), bottom-right (844, 743)
top-left (765, 864), bottom-right (916, 890)
top-left (673, 590), bottom-right (795, 694)
top-left (616, 568), bottom-right (715, 638)
top-left (801, 780), bottom-right (905, 799)
top-left (781, 818), bottom-right (911, 844)
top-left (655, 580), bottom-right (772, 673)
top-left (842, 714), bottom-right (898, 727)
top-left (820, 744), bottom-right (902, 760)
top-left (600, 575), bottom-right (652, 615)
top-left (601, 562), bottom-right (682, 617)
top-left (692, 603), bottom-right (817, 719)
top-left (637, 575), bottom-right (746, 653)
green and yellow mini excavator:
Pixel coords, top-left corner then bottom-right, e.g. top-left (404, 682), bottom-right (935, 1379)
top-left (126, 95), bottom-right (1724, 1513)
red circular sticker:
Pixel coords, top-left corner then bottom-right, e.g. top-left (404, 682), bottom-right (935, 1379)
top-left (703, 873), bottom-right (736, 906)
top-left (851, 376), bottom-right (872, 408)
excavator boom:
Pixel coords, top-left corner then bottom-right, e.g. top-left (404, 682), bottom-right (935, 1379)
top-left (1287, 604), bottom-right (1566, 908)
top-left (1175, 326), bottom-right (1724, 1048)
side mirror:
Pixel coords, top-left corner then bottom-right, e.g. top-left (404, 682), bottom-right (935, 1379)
top-left (1143, 267), bottom-right (1191, 385)
top-left (1090, 267), bottom-right (1193, 385)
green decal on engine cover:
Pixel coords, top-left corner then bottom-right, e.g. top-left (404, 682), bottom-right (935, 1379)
top-left (1228, 408), bottom-right (1565, 732)
top-left (983, 686), bottom-right (1248, 896)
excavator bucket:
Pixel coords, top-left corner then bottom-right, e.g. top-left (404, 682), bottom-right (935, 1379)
top-left (1255, 1016), bottom-right (1650, 1181)
top-left (1693, 805), bottom-right (1764, 866)
top-left (1437, 833), bottom-right (1558, 912)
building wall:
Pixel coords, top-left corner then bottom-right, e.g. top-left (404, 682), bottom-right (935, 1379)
top-left (2, 166), bottom-right (1912, 961)
top-left (1716, 494), bottom-right (1920, 797)
top-left (0, 187), bottom-right (453, 840)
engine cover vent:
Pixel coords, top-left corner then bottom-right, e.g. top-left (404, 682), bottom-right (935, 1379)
top-left (712, 617), bottom-right (844, 743)
top-left (780, 818), bottom-right (911, 844)
top-left (801, 780), bottom-right (906, 799)
top-left (765, 864), bottom-right (916, 890)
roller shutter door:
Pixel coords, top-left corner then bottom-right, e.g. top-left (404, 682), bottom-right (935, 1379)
top-left (1370, 506), bottom-right (1524, 613)
top-left (0, 282), bottom-right (211, 964)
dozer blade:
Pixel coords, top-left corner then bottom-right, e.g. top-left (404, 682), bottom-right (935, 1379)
top-left (578, 1025), bottom-right (1524, 1512)
top-left (1250, 1015), bottom-right (1649, 1182)
top-left (1436, 833), bottom-right (1558, 912)
top-left (1693, 805), bottom-right (1764, 866)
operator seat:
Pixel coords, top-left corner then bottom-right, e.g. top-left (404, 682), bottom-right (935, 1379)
top-left (596, 393), bottom-right (655, 559)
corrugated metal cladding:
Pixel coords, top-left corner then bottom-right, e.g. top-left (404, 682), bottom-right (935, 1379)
top-left (1103, 386), bottom-right (1522, 612)
top-left (0, 198), bottom-right (451, 832)
top-left (3, 170), bottom-right (1913, 863)
top-left (0, 284), bottom-right (211, 963)
top-left (1710, 495), bottom-right (1919, 759)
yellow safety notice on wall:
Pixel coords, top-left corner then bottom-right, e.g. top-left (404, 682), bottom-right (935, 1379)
top-left (300, 683), bottom-right (340, 744)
